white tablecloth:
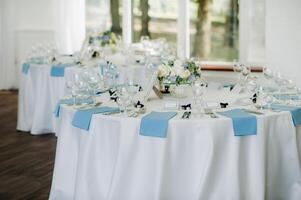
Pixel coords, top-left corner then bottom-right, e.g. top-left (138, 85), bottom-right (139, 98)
top-left (17, 60), bottom-right (148, 135)
top-left (49, 91), bottom-right (301, 200)
top-left (17, 63), bottom-right (75, 135)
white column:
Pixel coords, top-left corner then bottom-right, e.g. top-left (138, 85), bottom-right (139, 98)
top-left (177, 0), bottom-right (190, 60)
top-left (122, 0), bottom-right (132, 44)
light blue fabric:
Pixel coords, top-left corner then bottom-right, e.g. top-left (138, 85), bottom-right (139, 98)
top-left (269, 104), bottom-right (301, 126)
top-left (140, 112), bottom-right (177, 138)
top-left (50, 64), bottom-right (74, 77)
top-left (99, 63), bottom-right (107, 75)
top-left (72, 107), bottom-right (120, 131)
top-left (22, 63), bottom-right (30, 74)
top-left (273, 94), bottom-right (300, 101)
top-left (217, 109), bottom-right (257, 136)
top-left (54, 98), bottom-right (93, 118)
top-left (223, 83), bottom-right (235, 88)
top-left (30, 57), bottom-right (44, 64)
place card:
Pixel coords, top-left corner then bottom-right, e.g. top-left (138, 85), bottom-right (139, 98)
top-left (164, 101), bottom-right (179, 110)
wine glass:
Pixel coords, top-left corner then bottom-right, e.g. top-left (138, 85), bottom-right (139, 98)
top-left (191, 78), bottom-right (207, 118)
top-left (88, 72), bottom-right (101, 105)
top-left (141, 36), bottom-right (150, 49)
top-left (274, 72), bottom-right (284, 93)
top-left (245, 75), bottom-right (258, 94)
top-left (241, 65), bottom-right (251, 79)
top-left (263, 66), bottom-right (274, 91)
top-left (233, 61), bottom-right (243, 84)
top-left (66, 81), bottom-right (76, 105)
top-left (254, 86), bottom-right (267, 110)
top-left (116, 86), bottom-right (130, 114)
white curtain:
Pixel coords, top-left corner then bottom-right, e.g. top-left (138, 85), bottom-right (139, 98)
top-left (53, 0), bottom-right (86, 55)
top-left (0, 0), bottom-right (18, 90)
top-left (265, 0), bottom-right (301, 86)
top-left (239, 0), bottom-right (266, 65)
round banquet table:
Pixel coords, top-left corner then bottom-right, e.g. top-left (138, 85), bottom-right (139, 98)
top-left (49, 90), bottom-right (301, 200)
top-left (17, 60), bottom-right (148, 135)
top-left (17, 63), bottom-right (76, 134)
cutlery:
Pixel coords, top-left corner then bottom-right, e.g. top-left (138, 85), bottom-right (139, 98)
top-left (103, 110), bottom-right (121, 115)
top-left (181, 111), bottom-right (191, 119)
top-left (243, 108), bottom-right (264, 115)
top-left (204, 109), bottom-right (218, 118)
top-left (186, 111), bottom-right (191, 119)
top-left (181, 112), bottom-right (188, 119)
top-left (78, 102), bottom-right (102, 110)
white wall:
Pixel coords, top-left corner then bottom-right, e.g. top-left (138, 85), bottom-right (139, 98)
top-left (0, 0), bottom-right (55, 90)
top-left (266, 0), bottom-right (301, 86)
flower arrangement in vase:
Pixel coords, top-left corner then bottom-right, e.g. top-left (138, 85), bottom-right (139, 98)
top-left (157, 59), bottom-right (201, 94)
top-left (88, 31), bottom-right (119, 47)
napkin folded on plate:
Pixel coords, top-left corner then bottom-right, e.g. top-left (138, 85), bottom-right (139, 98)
top-left (269, 104), bottom-right (301, 126)
top-left (140, 112), bottom-right (177, 138)
top-left (50, 63), bottom-right (74, 77)
top-left (72, 107), bottom-right (120, 131)
top-left (54, 98), bottom-right (94, 117)
top-left (22, 63), bottom-right (30, 74)
top-left (217, 109), bottom-right (257, 136)
top-left (273, 94), bottom-right (300, 101)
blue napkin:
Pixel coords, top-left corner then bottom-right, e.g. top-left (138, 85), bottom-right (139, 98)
top-left (54, 98), bottom-right (94, 118)
top-left (72, 107), bottom-right (120, 131)
top-left (217, 109), bottom-right (257, 136)
top-left (140, 112), bottom-right (177, 138)
top-left (30, 57), bottom-right (44, 64)
top-left (273, 94), bottom-right (300, 101)
top-left (269, 104), bottom-right (301, 126)
top-left (22, 63), bottom-right (30, 74)
top-left (50, 64), bottom-right (73, 77)
top-left (223, 83), bottom-right (235, 88)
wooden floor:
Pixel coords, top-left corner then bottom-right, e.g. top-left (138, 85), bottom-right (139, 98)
top-left (0, 91), bottom-right (57, 200)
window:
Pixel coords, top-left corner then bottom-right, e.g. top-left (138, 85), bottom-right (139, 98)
top-left (85, 0), bottom-right (267, 63)
top-left (86, 0), bottom-right (123, 35)
top-left (132, 0), bottom-right (178, 44)
top-left (190, 0), bottom-right (239, 61)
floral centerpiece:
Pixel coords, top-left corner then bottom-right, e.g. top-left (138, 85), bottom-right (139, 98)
top-left (88, 31), bottom-right (119, 47)
top-left (157, 59), bottom-right (201, 89)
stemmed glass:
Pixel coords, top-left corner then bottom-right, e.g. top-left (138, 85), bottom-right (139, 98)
top-left (263, 66), bottom-right (274, 91)
top-left (88, 72), bottom-right (101, 105)
top-left (245, 75), bottom-right (258, 94)
top-left (254, 86), bottom-right (267, 110)
top-left (241, 65), bottom-right (251, 79)
top-left (233, 62), bottom-right (244, 85)
top-left (286, 76), bottom-right (297, 105)
top-left (66, 81), bottom-right (77, 105)
top-left (191, 78), bottom-right (207, 118)
top-left (116, 86), bottom-right (130, 114)
top-left (274, 72), bottom-right (285, 93)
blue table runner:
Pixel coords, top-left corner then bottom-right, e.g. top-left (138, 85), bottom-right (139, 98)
top-left (269, 104), bottom-right (301, 126)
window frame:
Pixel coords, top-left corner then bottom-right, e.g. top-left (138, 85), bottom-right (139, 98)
top-left (120, 0), bottom-right (263, 69)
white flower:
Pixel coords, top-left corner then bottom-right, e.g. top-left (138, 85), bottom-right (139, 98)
top-left (158, 64), bottom-right (171, 78)
top-left (179, 69), bottom-right (191, 79)
top-left (170, 66), bottom-right (182, 77)
top-left (174, 59), bottom-right (182, 69)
